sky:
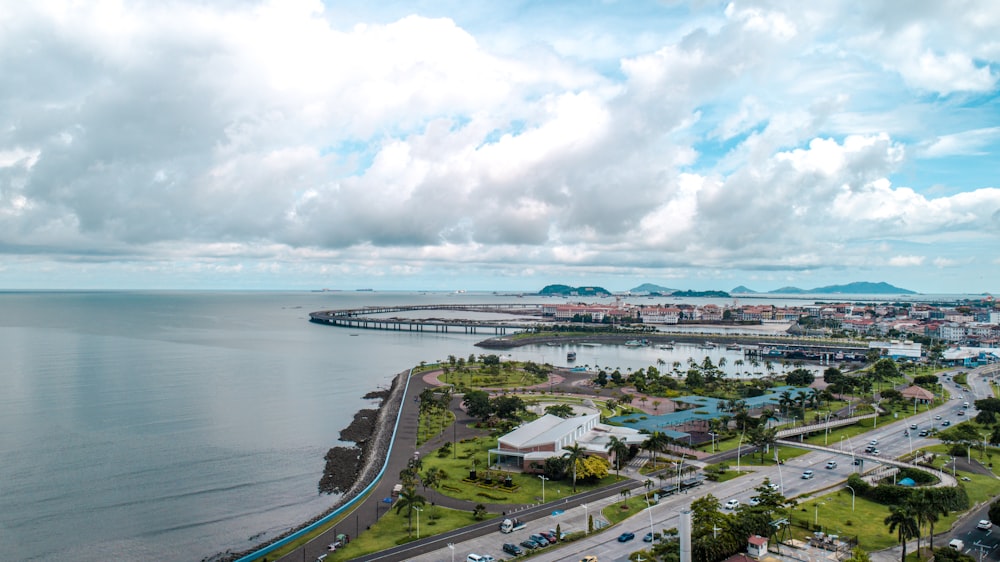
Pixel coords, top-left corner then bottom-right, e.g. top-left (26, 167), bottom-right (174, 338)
top-left (1, 1), bottom-right (999, 293)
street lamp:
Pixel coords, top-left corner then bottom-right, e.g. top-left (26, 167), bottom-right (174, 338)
top-left (447, 542), bottom-right (455, 562)
top-left (643, 494), bottom-right (656, 544)
top-left (413, 506), bottom-right (423, 539)
top-left (845, 485), bottom-right (856, 512)
top-left (709, 432), bottom-right (717, 452)
top-left (737, 430), bottom-right (745, 473)
top-left (582, 503), bottom-right (589, 535)
top-left (538, 475), bottom-right (548, 503)
top-left (815, 502), bottom-right (823, 526)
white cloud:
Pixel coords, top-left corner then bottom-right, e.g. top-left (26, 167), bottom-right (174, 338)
top-left (0, 1), bottom-right (998, 291)
top-left (888, 255), bottom-right (925, 267)
top-left (921, 127), bottom-right (1000, 158)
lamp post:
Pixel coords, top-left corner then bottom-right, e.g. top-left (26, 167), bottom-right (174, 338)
top-left (815, 502), bottom-right (823, 526)
top-left (414, 506), bottom-right (423, 539)
top-left (774, 446), bottom-right (784, 496)
top-left (874, 399), bottom-right (882, 428)
top-left (737, 430), bottom-right (745, 473)
top-left (845, 485), bottom-right (855, 512)
top-left (447, 542), bottom-right (455, 562)
top-left (643, 494), bottom-right (655, 544)
top-left (582, 503), bottom-right (589, 535)
top-left (824, 412), bottom-right (831, 445)
top-left (709, 432), bottom-right (716, 453)
top-left (538, 475), bottom-right (548, 503)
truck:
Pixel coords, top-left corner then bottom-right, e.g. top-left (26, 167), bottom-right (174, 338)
top-left (391, 484), bottom-right (403, 498)
top-left (499, 518), bottom-right (527, 533)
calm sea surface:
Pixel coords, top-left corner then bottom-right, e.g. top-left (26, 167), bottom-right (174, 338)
top-left (0, 290), bottom-right (947, 560)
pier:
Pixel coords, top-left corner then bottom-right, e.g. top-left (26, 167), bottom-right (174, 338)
top-left (308, 304), bottom-right (545, 335)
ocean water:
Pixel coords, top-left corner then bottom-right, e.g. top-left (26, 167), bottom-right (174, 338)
top-left (0, 291), bottom-right (497, 561)
top-left (0, 289), bottom-right (936, 560)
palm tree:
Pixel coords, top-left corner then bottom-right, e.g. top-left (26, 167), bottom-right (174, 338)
top-left (884, 506), bottom-right (920, 562)
top-left (605, 435), bottom-right (630, 477)
top-left (394, 487), bottom-right (427, 535)
top-left (642, 431), bottom-right (670, 470)
top-left (734, 359), bottom-right (745, 377)
top-left (563, 442), bottom-right (587, 492)
top-left (778, 390), bottom-right (794, 417)
top-left (913, 489), bottom-right (949, 552)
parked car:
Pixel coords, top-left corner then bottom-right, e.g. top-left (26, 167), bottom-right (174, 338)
top-left (519, 540), bottom-right (537, 551)
top-left (580, 557), bottom-right (598, 562)
top-left (978, 520), bottom-right (993, 530)
top-left (767, 483), bottom-right (780, 491)
top-left (826, 460), bottom-right (837, 469)
top-left (801, 470), bottom-right (814, 479)
top-left (502, 543), bottom-right (523, 556)
top-left (529, 534), bottom-right (549, 547)
top-left (724, 499), bottom-right (740, 510)
top-left (539, 531), bottom-right (557, 544)
top-left (618, 532), bottom-right (636, 542)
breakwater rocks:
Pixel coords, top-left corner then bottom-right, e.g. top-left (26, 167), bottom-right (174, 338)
top-left (211, 371), bottom-right (407, 562)
top-left (318, 407), bottom-right (379, 494)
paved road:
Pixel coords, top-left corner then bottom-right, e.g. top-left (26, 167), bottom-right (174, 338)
top-left (279, 364), bottom-right (999, 562)
top-left (397, 366), bottom-right (1000, 562)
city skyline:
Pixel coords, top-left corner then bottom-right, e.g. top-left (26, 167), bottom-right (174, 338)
top-left (1, 1), bottom-right (998, 293)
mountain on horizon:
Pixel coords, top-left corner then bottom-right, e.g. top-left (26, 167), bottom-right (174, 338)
top-left (731, 285), bottom-right (757, 294)
top-left (629, 283), bottom-right (676, 294)
top-left (753, 281), bottom-right (916, 295)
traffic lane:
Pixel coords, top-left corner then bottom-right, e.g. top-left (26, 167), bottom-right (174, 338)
top-left (952, 525), bottom-right (1000, 560)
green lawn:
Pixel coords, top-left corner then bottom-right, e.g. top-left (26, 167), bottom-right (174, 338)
top-left (789, 455), bottom-right (1000, 553)
top-left (792, 489), bottom-right (904, 551)
top-left (325, 503), bottom-right (482, 560)
top-left (418, 436), bottom-right (624, 505)
top-left (603, 495), bottom-right (657, 526)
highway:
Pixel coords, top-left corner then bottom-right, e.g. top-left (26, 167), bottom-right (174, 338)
top-left (400, 366), bottom-right (998, 562)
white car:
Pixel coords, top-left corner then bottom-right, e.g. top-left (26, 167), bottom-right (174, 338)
top-left (978, 520), bottom-right (993, 530)
top-left (825, 460), bottom-right (838, 469)
top-left (748, 496), bottom-right (761, 506)
top-left (801, 470), bottom-right (814, 479)
top-left (935, 415), bottom-right (942, 420)
top-left (724, 499), bottom-right (740, 510)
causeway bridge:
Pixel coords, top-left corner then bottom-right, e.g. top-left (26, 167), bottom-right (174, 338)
top-left (308, 304), bottom-right (545, 335)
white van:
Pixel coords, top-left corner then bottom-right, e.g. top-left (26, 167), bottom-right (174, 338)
top-left (467, 555), bottom-right (484, 562)
top-left (949, 538), bottom-right (965, 550)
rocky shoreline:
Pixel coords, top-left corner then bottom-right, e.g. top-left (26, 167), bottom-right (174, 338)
top-left (210, 370), bottom-right (408, 562)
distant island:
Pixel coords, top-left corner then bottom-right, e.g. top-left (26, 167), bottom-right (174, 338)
top-left (731, 281), bottom-right (916, 295)
top-left (670, 289), bottom-right (731, 298)
top-left (538, 284), bottom-right (612, 297)
top-left (629, 283), bottom-right (676, 294)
